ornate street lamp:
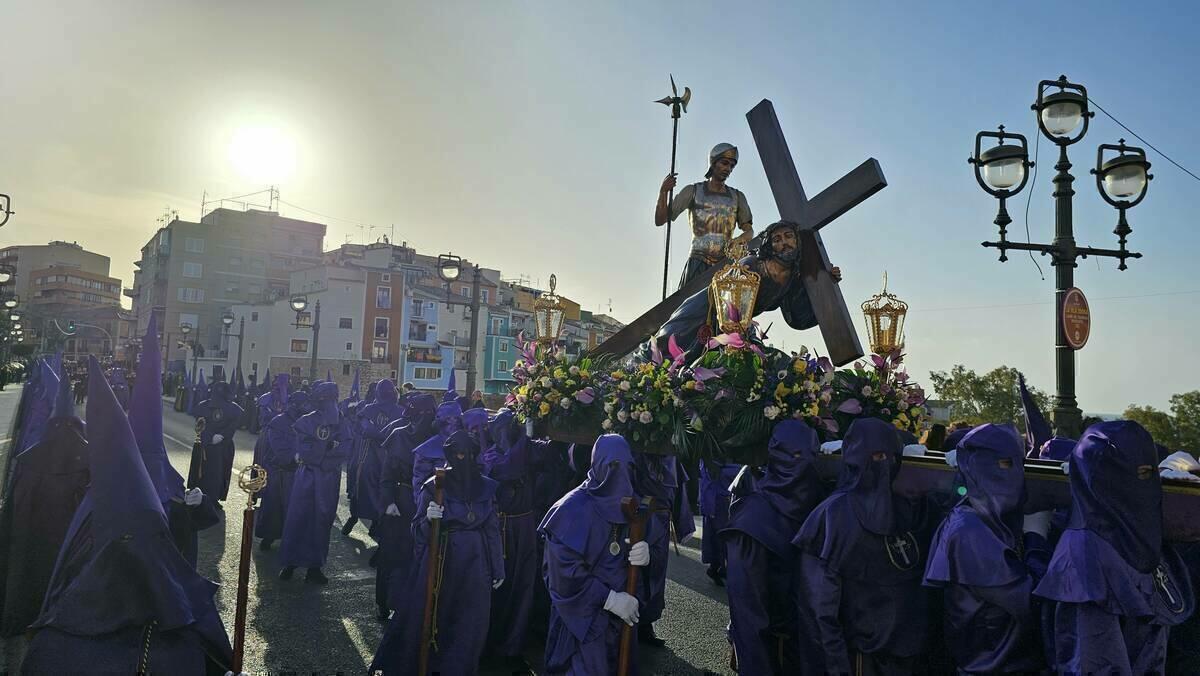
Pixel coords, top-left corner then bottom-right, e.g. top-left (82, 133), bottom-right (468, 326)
top-left (533, 274), bottom-right (567, 347)
top-left (222, 310), bottom-right (246, 381)
top-left (437, 253), bottom-right (463, 282)
top-left (969, 74), bottom-right (1149, 439)
top-left (969, 126), bottom-right (1033, 261)
top-left (8, 310), bottom-right (20, 322)
top-left (3, 296), bottom-right (19, 309)
top-left (289, 295), bottom-right (308, 315)
top-left (0, 266), bottom-right (13, 284)
top-left (1092, 139), bottom-right (1152, 270)
top-left (708, 242), bottom-right (760, 335)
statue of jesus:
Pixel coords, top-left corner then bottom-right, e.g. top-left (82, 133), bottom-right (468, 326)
top-left (653, 220), bottom-right (843, 352)
top-left (655, 143), bottom-right (755, 289)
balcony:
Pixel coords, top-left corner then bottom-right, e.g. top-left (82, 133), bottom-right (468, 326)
top-left (370, 356), bottom-right (391, 364)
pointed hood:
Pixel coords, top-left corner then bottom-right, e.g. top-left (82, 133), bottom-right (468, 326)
top-left (32, 356), bottom-right (231, 651)
top-left (958, 423), bottom-right (1026, 548)
top-left (19, 359), bottom-right (60, 452)
top-left (837, 417), bottom-right (903, 535)
top-left (311, 381), bottom-right (340, 425)
top-left (446, 369), bottom-right (457, 401)
top-left (1018, 374), bottom-right (1052, 456)
top-left (234, 369), bottom-right (246, 399)
top-left (462, 406), bottom-right (490, 448)
top-left (52, 360), bottom-right (75, 420)
top-left (758, 420), bottom-right (825, 522)
top-left (130, 312), bottom-right (186, 503)
top-left (1067, 420), bottom-right (1163, 573)
top-left (579, 434), bottom-right (638, 524)
top-left (375, 378), bottom-right (398, 406)
top-left (271, 372), bottom-right (290, 409)
top-left (350, 369), bottom-right (360, 400)
top-left (444, 429), bottom-right (485, 500)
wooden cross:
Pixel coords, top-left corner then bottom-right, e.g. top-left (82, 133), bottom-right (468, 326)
top-left (746, 98), bottom-right (885, 366)
top-left (592, 99), bottom-right (886, 364)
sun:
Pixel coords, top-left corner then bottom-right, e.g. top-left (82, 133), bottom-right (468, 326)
top-left (228, 125), bottom-right (297, 184)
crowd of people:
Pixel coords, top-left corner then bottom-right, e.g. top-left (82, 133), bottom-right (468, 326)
top-left (2, 313), bottom-right (1199, 674)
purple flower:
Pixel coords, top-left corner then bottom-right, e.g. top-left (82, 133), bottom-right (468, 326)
top-left (692, 366), bottom-right (725, 382)
top-left (574, 387), bottom-right (595, 404)
top-left (836, 398), bottom-right (863, 415)
top-left (871, 354), bottom-right (887, 370)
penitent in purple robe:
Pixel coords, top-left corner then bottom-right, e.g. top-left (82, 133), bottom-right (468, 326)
top-left (279, 382), bottom-right (352, 570)
top-left (254, 391), bottom-right (307, 545)
top-left (539, 434), bottom-right (647, 675)
top-left (130, 312), bottom-right (219, 568)
top-left (481, 409), bottom-right (542, 657)
top-left (699, 459), bottom-right (741, 575)
top-left (373, 394), bottom-right (435, 614)
top-left (413, 401), bottom-right (463, 489)
top-left (21, 356), bottom-right (232, 675)
top-left (632, 452), bottom-right (694, 626)
top-left (0, 366), bottom-right (88, 637)
top-left (923, 423), bottom-right (1050, 673)
top-left (191, 381), bottom-right (244, 501)
top-left (792, 418), bottom-right (934, 675)
top-left (722, 420), bottom-right (826, 674)
top-left (351, 379), bottom-right (405, 523)
top-left (369, 430), bottom-right (503, 675)
top-left (1034, 421), bottom-right (1195, 674)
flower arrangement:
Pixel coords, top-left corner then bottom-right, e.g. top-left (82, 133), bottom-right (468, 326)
top-left (506, 337), bottom-right (602, 428)
top-left (601, 360), bottom-right (677, 447)
top-left (829, 350), bottom-right (929, 436)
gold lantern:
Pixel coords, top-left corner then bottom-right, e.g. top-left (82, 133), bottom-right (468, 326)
top-left (709, 241), bottom-right (760, 335)
top-left (533, 274), bottom-right (566, 346)
top-left (861, 272), bottom-right (908, 355)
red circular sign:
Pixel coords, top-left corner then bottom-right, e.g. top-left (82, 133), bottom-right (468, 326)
top-left (1062, 287), bottom-right (1091, 350)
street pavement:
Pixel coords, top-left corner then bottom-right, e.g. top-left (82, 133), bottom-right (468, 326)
top-left (1, 390), bottom-right (736, 674)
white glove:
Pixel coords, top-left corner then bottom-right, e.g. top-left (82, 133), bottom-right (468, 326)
top-left (212, 434), bottom-right (224, 444)
top-left (1160, 451), bottom-right (1200, 472)
top-left (626, 540), bottom-right (650, 567)
top-left (426, 502), bottom-right (444, 520)
top-left (943, 449), bottom-right (958, 468)
top-left (1022, 510), bottom-right (1052, 539)
top-left (385, 503), bottom-right (402, 517)
top-left (603, 589), bottom-right (640, 626)
top-left (1161, 468), bottom-right (1200, 483)
top-left (184, 487), bottom-right (203, 506)
top-left (902, 444), bottom-right (927, 457)
top-left (294, 453), bottom-right (301, 464)
top-left (819, 440), bottom-right (843, 455)
top-left (1061, 461), bottom-right (1070, 475)
top-left (492, 578), bottom-right (505, 590)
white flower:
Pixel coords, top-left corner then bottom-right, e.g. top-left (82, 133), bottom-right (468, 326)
top-left (777, 370), bottom-right (788, 379)
top-left (560, 398), bottom-right (572, 409)
top-left (619, 380), bottom-right (631, 391)
top-left (604, 402), bottom-right (614, 414)
top-left (540, 377), bottom-right (552, 388)
top-left (639, 411), bottom-right (653, 424)
top-left (764, 405), bottom-right (781, 420)
top-left (673, 396), bottom-right (684, 408)
top-left (569, 365), bottom-right (580, 376)
top-left (820, 391), bottom-right (832, 403)
top-left (602, 418), bottom-right (614, 430)
top-left (617, 409), bottom-right (629, 423)
top-left (861, 385), bottom-right (873, 397)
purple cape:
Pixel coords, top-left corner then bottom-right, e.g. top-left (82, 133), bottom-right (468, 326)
top-left (351, 379), bottom-right (404, 521)
top-left (279, 389), bottom-right (351, 569)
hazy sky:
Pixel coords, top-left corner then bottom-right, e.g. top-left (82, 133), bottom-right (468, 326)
top-left (2, 1), bottom-right (1197, 413)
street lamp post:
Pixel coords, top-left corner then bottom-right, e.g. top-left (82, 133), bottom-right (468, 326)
top-left (437, 253), bottom-right (483, 396)
top-left (290, 296), bottom-right (321, 381)
top-left (222, 311), bottom-right (246, 381)
top-left (179, 322), bottom-right (200, 387)
top-left (969, 75), bottom-right (1152, 439)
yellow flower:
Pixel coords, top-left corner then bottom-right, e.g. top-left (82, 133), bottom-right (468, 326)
top-left (539, 402), bottom-right (551, 417)
top-left (775, 382), bottom-right (789, 400)
top-left (792, 360), bottom-right (806, 374)
top-left (553, 368), bottom-right (566, 379)
top-left (683, 381), bottom-right (695, 391)
top-left (807, 402), bottom-right (820, 417)
top-left (611, 371), bottom-right (626, 380)
top-left (579, 369), bottom-right (590, 379)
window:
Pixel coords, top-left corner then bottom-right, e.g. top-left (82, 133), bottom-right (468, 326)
top-left (251, 362), bottom-right (259, 374)
top-left (345, 342), bottom-right (353, 350)
top-left (339, 317), bottom-right (353, 329)
top-left (250, 342), bottom-right (256, 349)
top-left (212, 365), bottom-right (225, 381)
top-left (390, 370), bottom-right (398, 379)
top-left (481, 288), bottom-right (490, 304)
top-left (376, 286), bottom-right (392, 309)
top-left (296, 311), bottom-right (312, 327)
top-left (414, 367), bottom-right (442, 380)
top-left (251, 312), bottom-right (259, 322)
top-left (372, 341), bottom-right (388, 360)
top-left (492, 318), bottom-right (504, 335)
top-left (178, 287), bottom-right (205, 303)
top-left (290, 339), bottom-right (308, 353)
top-left (411, 298), bottom-right (423, 318)
top-left (460, 287), bottom-right (470, 298)
top-left (381, 273), bottom-right (391, 283)
top-left (290, 366), bottom-right (302, 378)
top-left (184, 237), bottom-right (205, 253)
top-left (499, 341), bottom-right (509, 353)
top-left (374, 317), bottom-right (389, 339)
top-left (343, 364), bottom-right (351, 376)
top-left (498, 360), bottom-right (508, 372)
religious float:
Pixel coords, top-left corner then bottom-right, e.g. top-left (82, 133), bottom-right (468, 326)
top-left (507, 98), bottom-right (1200, 541)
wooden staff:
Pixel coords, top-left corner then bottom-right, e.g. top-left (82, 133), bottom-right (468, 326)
top-left (231, 464), bottom-right (267, 673)
top-left (418, 468), bottom-right (447, 676)
top-left (617, 496), bottom-right (653, 676)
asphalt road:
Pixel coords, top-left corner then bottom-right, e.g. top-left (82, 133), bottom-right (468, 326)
top-left (1, 390), bottom-right (735, 674)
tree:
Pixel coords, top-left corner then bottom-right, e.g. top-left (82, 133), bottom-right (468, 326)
top-left (1122, 404), bottom-right (1180, 450)
top-left (1170, 391), bottom-right (1200, 452)
top-left (928, 364), bottom-right (1051, 431)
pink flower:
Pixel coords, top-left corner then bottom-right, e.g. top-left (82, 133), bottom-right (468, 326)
top-left (837, 398), bottom-right (863, 415)
top-left (691, 366), bottom-right (724, 382)
top-left (574, 387), bottom-right (595, 404)
top-left (871, 354), bottom-right (887, 370)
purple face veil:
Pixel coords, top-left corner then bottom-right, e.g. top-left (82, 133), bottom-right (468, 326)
top-left (837, 418), bottom-right (904, 535)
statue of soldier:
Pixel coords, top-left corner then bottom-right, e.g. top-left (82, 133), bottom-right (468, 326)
top-left (655, 143), bottom-right (754, 289)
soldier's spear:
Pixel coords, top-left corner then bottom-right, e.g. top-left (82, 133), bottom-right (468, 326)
top-left (656, 75), bottom-right (691, 301)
